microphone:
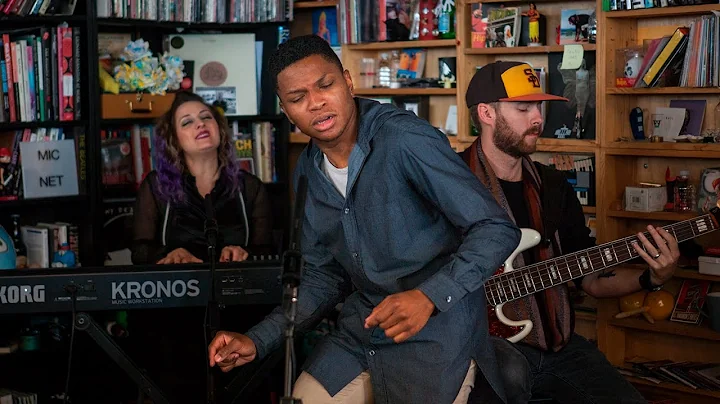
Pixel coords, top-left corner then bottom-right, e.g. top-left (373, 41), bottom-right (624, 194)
top-left (204, 193), bottom-right (218, 252)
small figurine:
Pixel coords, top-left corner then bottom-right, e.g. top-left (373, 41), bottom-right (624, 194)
top-left (439, 57), bottom-right (456, 89)
top-left (52, 243), bottom-right (76, 268)
top-left (523, 3), bottom-right (542, 46)
top-left (315, 11), bottom-right (332, 43)
top-left (0, 147), bottom-right (11, 196)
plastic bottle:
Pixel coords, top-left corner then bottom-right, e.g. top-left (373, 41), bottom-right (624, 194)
top-left (376, 53), bottom-right (391, 88)
top-left (389, 50), bottom-right (402, 89)
top-left (674, 170), bottom-right (696, 212)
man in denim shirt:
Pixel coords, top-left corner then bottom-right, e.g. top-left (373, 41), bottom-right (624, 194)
top-left (208, 35), bottom-right (521, 404)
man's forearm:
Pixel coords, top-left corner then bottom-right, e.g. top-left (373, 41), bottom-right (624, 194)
top-left (584, 268), bottom-right (645, 298)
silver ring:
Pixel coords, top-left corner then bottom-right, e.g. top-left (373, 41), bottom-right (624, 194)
top-left (653, 253), bottom-right (661, 259)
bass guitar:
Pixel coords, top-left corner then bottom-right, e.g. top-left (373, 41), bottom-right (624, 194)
top-left (487, 206), bottom-right (720, 343)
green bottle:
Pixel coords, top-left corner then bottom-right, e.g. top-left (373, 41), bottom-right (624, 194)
top-left (437, 1), bottom-right (456, 40)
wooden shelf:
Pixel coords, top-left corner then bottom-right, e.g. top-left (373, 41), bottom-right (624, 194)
top-left (354, 88), bottom-right (456, 96)
top-left (0, 195), bottom-right (88, 209)
top-left (290, 132), bottom-right (310, 144)
top-left (606, 210), bottom-right (697, 221)
top-left (605, 142), bottom-right (720, 158)
top-left (608, 317), bottom-right (720, 342)
top-left (96, 18), bottom-right (286, 31)
top-left (575, 311), bottom-right (597, 321)
top-left (607, 87), bottom-right (720, 95)
top-left (615, 265), bottom-right (720, 282)
top-left (606, 4), bottom-right (720, 19)
top-left (535, 138), bottom-right (597, 153)
top-left (346, 39), bottom-right (456, 50)
top-left (0, 120), bottom-right (86, 131)
top-left (465, 44), bottom-right (596, 55)
top-left (467, 0), bottom-right (558, 3)
top-left (583, 206), bottom-right (596, 214)
top-left (101, 115), bottom-right (284, 126)
top-left (674, 269), bottom-right (720, 282)
top-left (625, 375), bottom-right (720, 399)
top-left (0, 15), bottom-right (86, 24)
top-left (294, 1), bottom-right (338, 9)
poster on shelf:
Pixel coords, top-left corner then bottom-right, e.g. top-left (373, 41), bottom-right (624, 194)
top-left (166, 33), bottom-right (258, 116)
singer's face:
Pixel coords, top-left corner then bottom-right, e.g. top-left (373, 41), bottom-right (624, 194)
top-left (174, 101), bottom-right (221, 156)
top-left (276, 55), bottom-right (356, 144)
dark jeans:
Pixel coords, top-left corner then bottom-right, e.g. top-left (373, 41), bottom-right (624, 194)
top-left (470, 334), bottom-right (647, 404)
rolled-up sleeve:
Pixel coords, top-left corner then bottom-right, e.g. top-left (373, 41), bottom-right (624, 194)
top-left (397, 128), bottom-right (521, 312)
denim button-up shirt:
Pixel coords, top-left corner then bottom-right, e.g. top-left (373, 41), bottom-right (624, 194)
top-left (246, 98), bottom-right (520, 403)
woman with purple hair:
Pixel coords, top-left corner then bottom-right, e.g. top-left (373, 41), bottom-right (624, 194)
top-left (131, 91), bottom-right (273, 265)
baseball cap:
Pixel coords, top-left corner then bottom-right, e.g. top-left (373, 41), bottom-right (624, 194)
top-left (465, 61), bottom-right (568, 107)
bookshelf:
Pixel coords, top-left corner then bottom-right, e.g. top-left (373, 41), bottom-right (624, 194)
top-left (0, 1), bottom-right (293, 266)
top-left (290, 1), bottom-right (720, 401)
top-left (285, 1), bottom-right (602, 339)
top-left (595, 1), bottom-right (720, 402)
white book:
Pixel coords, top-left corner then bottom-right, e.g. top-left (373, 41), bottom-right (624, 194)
top-left (20, 226), bottom-right (51, 268)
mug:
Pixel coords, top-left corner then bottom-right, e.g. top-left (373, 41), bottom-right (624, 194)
top-left (704, 292), bottom-right (720, 333)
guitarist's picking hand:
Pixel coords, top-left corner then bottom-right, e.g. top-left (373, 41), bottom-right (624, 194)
top-left (633, 225), bottom-right (680, 286)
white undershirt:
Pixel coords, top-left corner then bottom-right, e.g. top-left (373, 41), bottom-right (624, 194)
top-left (322, 153), bottom-right (348, 198)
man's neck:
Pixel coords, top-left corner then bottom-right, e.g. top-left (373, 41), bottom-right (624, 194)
top-left (318, 103), bottom-right (359, 169)
top-left (480, 132), bottom-right (523, 182)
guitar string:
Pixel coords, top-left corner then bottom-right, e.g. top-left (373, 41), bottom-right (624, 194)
top-left (487, 225), bottom-right (698, 298)
top-left (486, 225), bottom-right (699, 304)
top-left (485, 216), bottom-right (712, 305)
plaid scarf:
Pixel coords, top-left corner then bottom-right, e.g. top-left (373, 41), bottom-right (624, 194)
top-left (461, 139), bottom-right (572, 352)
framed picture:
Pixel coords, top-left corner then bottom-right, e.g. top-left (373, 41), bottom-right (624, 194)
top-left (392, 96), bottom-right (430, 122)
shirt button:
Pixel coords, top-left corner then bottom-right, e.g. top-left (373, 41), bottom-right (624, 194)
top-left (446, 296), bottom-right (452, 303)
top-left (344, 208), bottom-right (349, 214)
top-left (369, 350), bottom-right (376, 356)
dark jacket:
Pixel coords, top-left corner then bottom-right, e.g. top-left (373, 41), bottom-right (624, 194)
top-left (131, 169), bottom-right (273, 264)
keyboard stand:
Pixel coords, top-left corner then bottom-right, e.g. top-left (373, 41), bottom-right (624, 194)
top-left (74, 313), bottom-right (170, 404)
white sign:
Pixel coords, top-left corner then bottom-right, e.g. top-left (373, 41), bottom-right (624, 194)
top-left (20, 139), bottom-right (79, 199)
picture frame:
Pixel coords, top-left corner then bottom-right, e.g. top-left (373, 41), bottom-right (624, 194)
top-left (392, 96), bottom-right (430, 122)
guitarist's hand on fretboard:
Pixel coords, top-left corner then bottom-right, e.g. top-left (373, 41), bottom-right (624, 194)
top-left (631, 225), bottom-right (680, 287)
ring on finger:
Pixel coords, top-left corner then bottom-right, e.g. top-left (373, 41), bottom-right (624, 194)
top-left (653, 252), bottom-right (661, 259)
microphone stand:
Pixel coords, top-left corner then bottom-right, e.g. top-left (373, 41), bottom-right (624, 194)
top-left (280, 175), bottom-right (308, 404)
top-left (204, 194), bottom-right (220, 404)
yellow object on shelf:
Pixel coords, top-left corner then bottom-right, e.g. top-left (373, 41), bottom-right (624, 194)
top-left (99, 66), bottom-right (120, 94)
top-left (644, 290), bottom-right (674, 321)
top-left (619, 291), bottom-right (648, 313)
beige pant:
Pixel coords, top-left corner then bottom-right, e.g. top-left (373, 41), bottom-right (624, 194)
top-left (292, 360), bottom-right (477, 404)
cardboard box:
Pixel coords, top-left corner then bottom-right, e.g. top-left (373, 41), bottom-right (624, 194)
top-left (699, 256), bottom-right (720, 276)
top-left (624, 186), bottom-right (666, 212)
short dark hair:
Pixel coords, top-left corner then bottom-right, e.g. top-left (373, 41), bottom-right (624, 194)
top-left (269, 34), bottom-right (344, 89)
